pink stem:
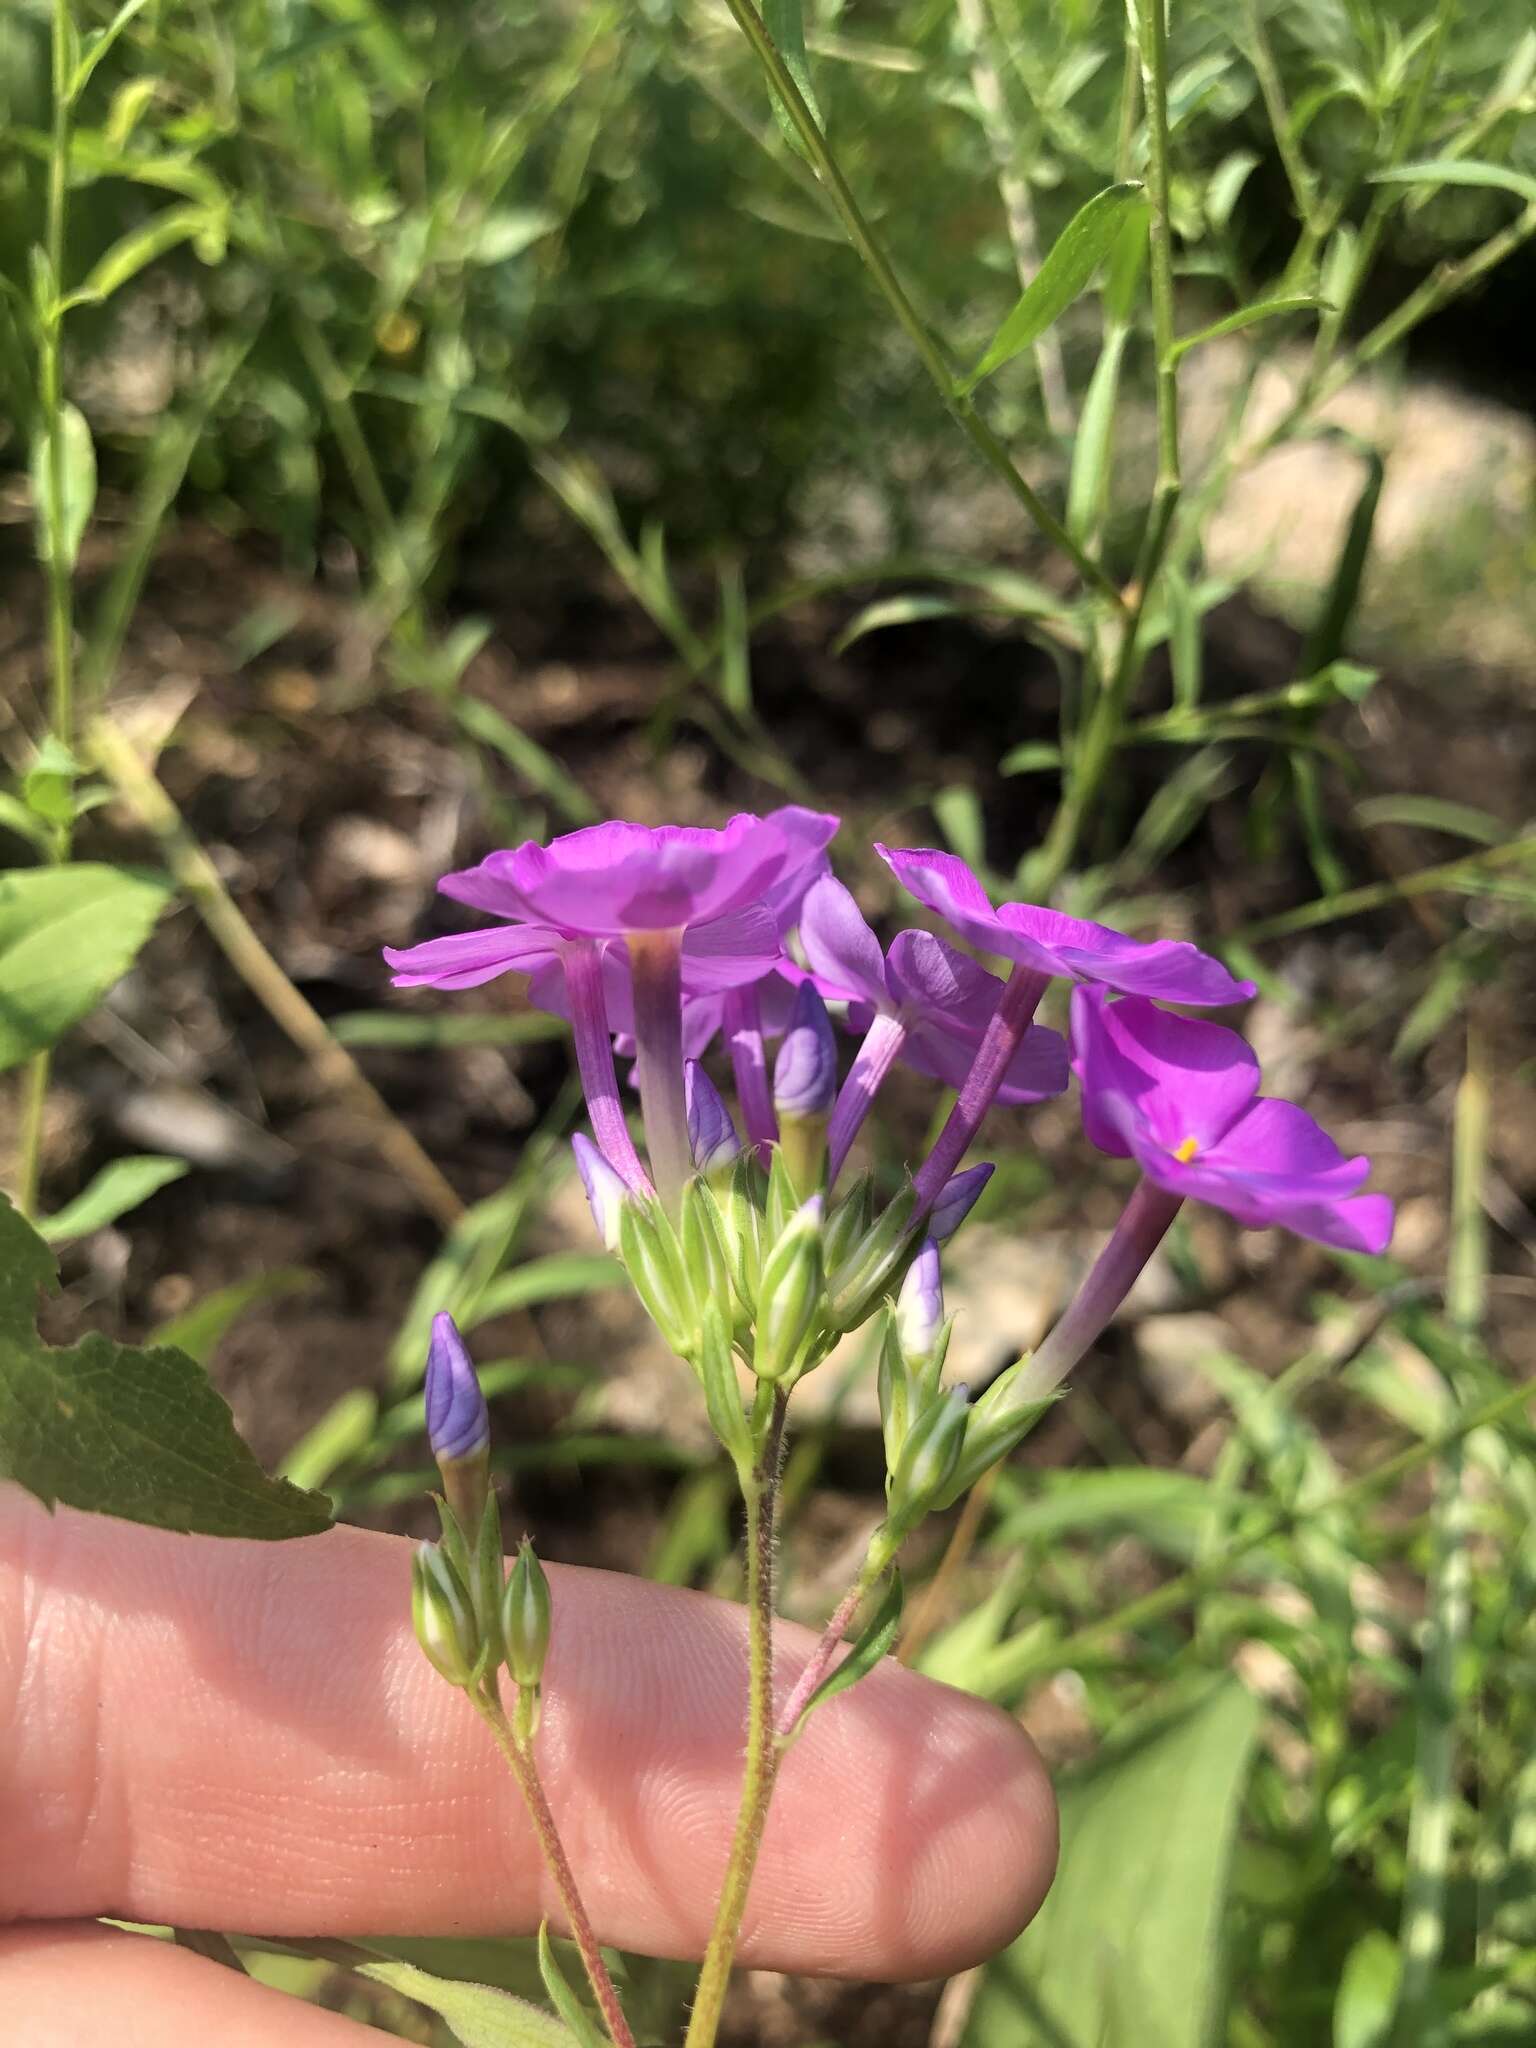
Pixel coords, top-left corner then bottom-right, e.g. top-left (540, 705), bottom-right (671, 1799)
top-left (911, 965), bottom-right (1050, 1214)
top-left (564, 941), bottom-right (651, 1196)
top-left (776, 1575), bottom-right (871, 1736)
top-left (826, 1012), bottom-right (907, 1188)
top-left (1012, 1178), bottom-right (1183, 1402)
top-left (725, 983), bottom-right (777, 1164)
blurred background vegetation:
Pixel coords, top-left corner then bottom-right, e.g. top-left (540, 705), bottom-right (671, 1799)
top-left (3, 0), bottom-right (1536, 2042)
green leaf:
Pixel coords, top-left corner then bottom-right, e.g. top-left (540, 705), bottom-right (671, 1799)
top-left (1371, 159), bottom-right (1536, 207)
top-left (932, 787), bottom-right (987, 872)
top-left (454, 696), bottom-right (598, 828)
top-left (358, 1957), bottom-right (581, 2048)
top-left (30, 403), bottom-right (97, 571)
top-left (149, 1267), bottom-right (316, 1364)
top-left (69, 0), bottom-right (151, 99)
top-left (466, 1253), bottom-right (625, 1327)
top-left (0, 862), bottom-right (171, 1072)
top-left (1066, 320), bottom-right (1129, 540)
top-left (958, 185), bottom-right (1146, 394)
top-left (791, 1571), bottom-right (903, 1733)
top-left (1333, 1929), bottom-right (1401, 2048)
top-left (999, 742), bottom-right (1064, 777)
top-left (1299, 441), bottom-right (1384, 678)
top-left (1354, 796), bottom-right (1507, 845)
top-left (38, 1154), bottom-right (189, 1243)
top-left (962, 1679), bottom-right (1260, 2047)
top-left (1167, 295), bottom-right (1328, 365)
top-left (763, 0), bottom-right (823, 158)
top-left (536, 1926), bottom-right (608, 2048)
top-left (331, 1010), bottom-right (568, 1050)
top-left (64, 203), bottom-right (219, 309)
top-left (281, 1389), bottom-right (379, 1491)
top-left (0, 1196), bottom-right (331, 1538)
top-left (831, 594), bottom-right (970, 654)
top-left (1205, 149), bottom-right (1260, 230)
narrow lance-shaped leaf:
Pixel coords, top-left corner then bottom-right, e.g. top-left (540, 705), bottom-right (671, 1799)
top-left (1167, 295), bottom-right (1329, 365)
top-left (37, 1154), bottom-right (189, 1243)
top-left (1370, 158), bottom-right (1536, 207)
top-left (358, 1957), bottom-right (584, 2048)
top-left (763, 0), bottom-right (823, 158)
top-left (0, 1196), bottom-right (331, 1539)
top-left (536, 1927), bottom-right (609, 2048)
top-left (63, 203), bottom-right (221, 310)
top-left (30, 402), bottom-right (97, 572)
top-left (958, 184), bottom-right (1146, 395)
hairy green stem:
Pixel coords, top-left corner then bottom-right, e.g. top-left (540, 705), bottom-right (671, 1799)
top-left (716, 0), bottom-right (1123, 612)
top-left (474, 1691), bottom-right (636, 2048)
top-left (684, 1391), bottom-right (788, 2048)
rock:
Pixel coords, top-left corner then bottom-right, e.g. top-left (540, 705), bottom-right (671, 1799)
top-left (1134, 1311), bottom-right (1233, 1422)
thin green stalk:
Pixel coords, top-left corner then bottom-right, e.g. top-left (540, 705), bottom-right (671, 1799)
top-left (1032, 0), bottom-right (1179, 887)
top-left (89, 715), bottom-right (465, 1231)
top-left (1393, 1035), bottom-right (1484, 2042)
top-left (716, 0), bottom-right (1124, 613)
top-left (684, 1391), bottom-right (788, 2048)
top-left (473, 1690), bottom-right (637, 2048)
top-left (1235, 833), bottom-right (1536, 943)
top-left (15, 0), bottom-right (78, 1217)
top-left (1242, 0), bottom-right (1323, 240)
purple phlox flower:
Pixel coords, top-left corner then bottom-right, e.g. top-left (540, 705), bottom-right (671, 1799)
top-left (929, 1162), bottom-right (993, 1242)
top-left (685, 1061), bottom-right (742, 1176)
top-left (876, 845), bottom-right (1255, 1007)
top-left (443, 807), bottom-right (838, 940)
top-left (799, 876), bottom-right (1066, 1179)
top-left (425, 1311), bottom-right (489, 1464)
top-left (774, 980), bottom-right (839, 1120)
top-left (1071, 988), bottom-right (1394, 1253)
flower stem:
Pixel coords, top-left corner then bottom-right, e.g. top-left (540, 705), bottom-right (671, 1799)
top-left (474, 1688), bottom-right (636, 2048)
top-left (684, 1391), bottom-right (788, 2048)
top-left (775, 1538), bottom-right (891, 1738)
top-left (911, 967), bottom-right (1050, 1214)
top-left (564, 941), bottom-right (653, 1196)
top-left (826, 1012), bottom-right (906, 1187)
top-left (627, 931), bottom-right (692, 1207)
top-left (724, 983), bottom-right (777, 1163)
top-left (1010, 1177), bottom-right (1182, 1404)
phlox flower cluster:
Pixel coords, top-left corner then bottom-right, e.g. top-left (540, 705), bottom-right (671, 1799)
top-left (390, 807), bottom-right (1393, 1499)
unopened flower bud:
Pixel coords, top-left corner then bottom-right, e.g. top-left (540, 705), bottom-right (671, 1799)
top-left (501, 1538), bottom-right (552, 1691)
top-left (685, 1061), bottom-right (742, 1178)
top-left (888, 1385), bottom-right (970, 1526)
top-left (823, 1171), bottom-right (873, 1274)
top-left (827, 1181), bottom-right (919, 1329)
top-left (425, 1312), bottom-right (489, 1528)
top-left (877, 1312), bottom-right (914, 1473)
top-left (753, 1195), bottom-right (825, 1382)
top-left (681, 1175), bottom-right (734, 1325)
top-left (773, 982), bottom-right (837, 1121)
top-left (572, 1133), bottom-right (628, 1252)
top-left (618, 1198), bottom-right (695, 1354)
top-left (929, 1162), bottom-right (994, 1243)
top-left (896, 1239), bottom-right (944, 1365)
top-left (698, 1297), bottom-right (754, 1473)
top-left (411, 1540), bottom-right (481, 1688)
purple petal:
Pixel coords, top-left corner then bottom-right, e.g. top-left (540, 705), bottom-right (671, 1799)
top-left (906, 1019), bottom-right (1069, 1104)
top-left (998, 903), bottom-right (1254, 1006)
top-left (1071, 988), bottom-right (1261, 1158)
top-left (929, 1162), bottom-right (994, 1241)
top-left (681, 903), bottom-right (785, 991)
top-left (1142, 1146), bottom-right (1394, 1253)
top-left (799, 876), bottom-right (890, 1010)
top-left (425, 1311), bottom-right (488, 1462)
top-left (886, 930), bottom-right (1003, 1033)
top-left (875, 844), bottom-right (1004, 954)
top-left (897, 1238), bottom-right (944, 1359)
top-left (436, 851), bottom-right (539, 921)
top-left (384, 926), bottom-right (564, 991)
top-left (572, 1132), bottom-right (629, 1249)
top-left (762, 806), bottom-right (842, 928)
top-left (1208, 1097), bottom-right (1374, 1186)
top-left (495, 816), bottom-right (790, 935)
top-left (773, 980), bottom-right (839, 1119)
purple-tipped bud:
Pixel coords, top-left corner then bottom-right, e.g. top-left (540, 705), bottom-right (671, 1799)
top-left (685, 1060), bottom-right (742, 1177)
top-left (426, 1312), bottom-right (489, 1464)
top-left (929, 1162), bottom-right (994, 1243)
top-left (773, 981), bottom-right (838, 1121)
top-left (572, 1132), bottom-right (627, 1252)
top-left (897, 1238), bottom-right (944, 1362)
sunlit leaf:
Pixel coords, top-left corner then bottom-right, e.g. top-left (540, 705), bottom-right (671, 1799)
top-left (38, 1154), bottom-right (189, 1243)
top-left (0, 862), bottom-right (170, 1071)
top-left (30, 403), bottom-right (97, 571)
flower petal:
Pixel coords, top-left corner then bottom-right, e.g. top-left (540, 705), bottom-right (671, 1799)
top-left (800, 877), bottom-right (890, 1009)
top-left (885, 930), bottom-right (1002, 1032)
top-left (1000, 904), bottom-right (1254, 1006)
top-left (1071, 990), bottom-right (1261, 1157)
top-left (1206, 1097), bottom-right (1373, 1186)
top-left (906, 1021), bottom-right (1069, 1104)
top-left (384, 926), bottom-right (563, 991)
top-left (874, 845), bottom-right (1003, 955)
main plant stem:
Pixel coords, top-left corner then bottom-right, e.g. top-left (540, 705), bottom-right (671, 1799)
top-left (14, 0), bottom-right (77, 1216)
top-left (475, 1691), bottom-right (636, 2048)
top-left (685, 1392), bottom-right (788, 2048)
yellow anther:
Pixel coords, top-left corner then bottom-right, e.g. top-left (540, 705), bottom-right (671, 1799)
top-left (1174, 1136), bottom-right (1199, 1163)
